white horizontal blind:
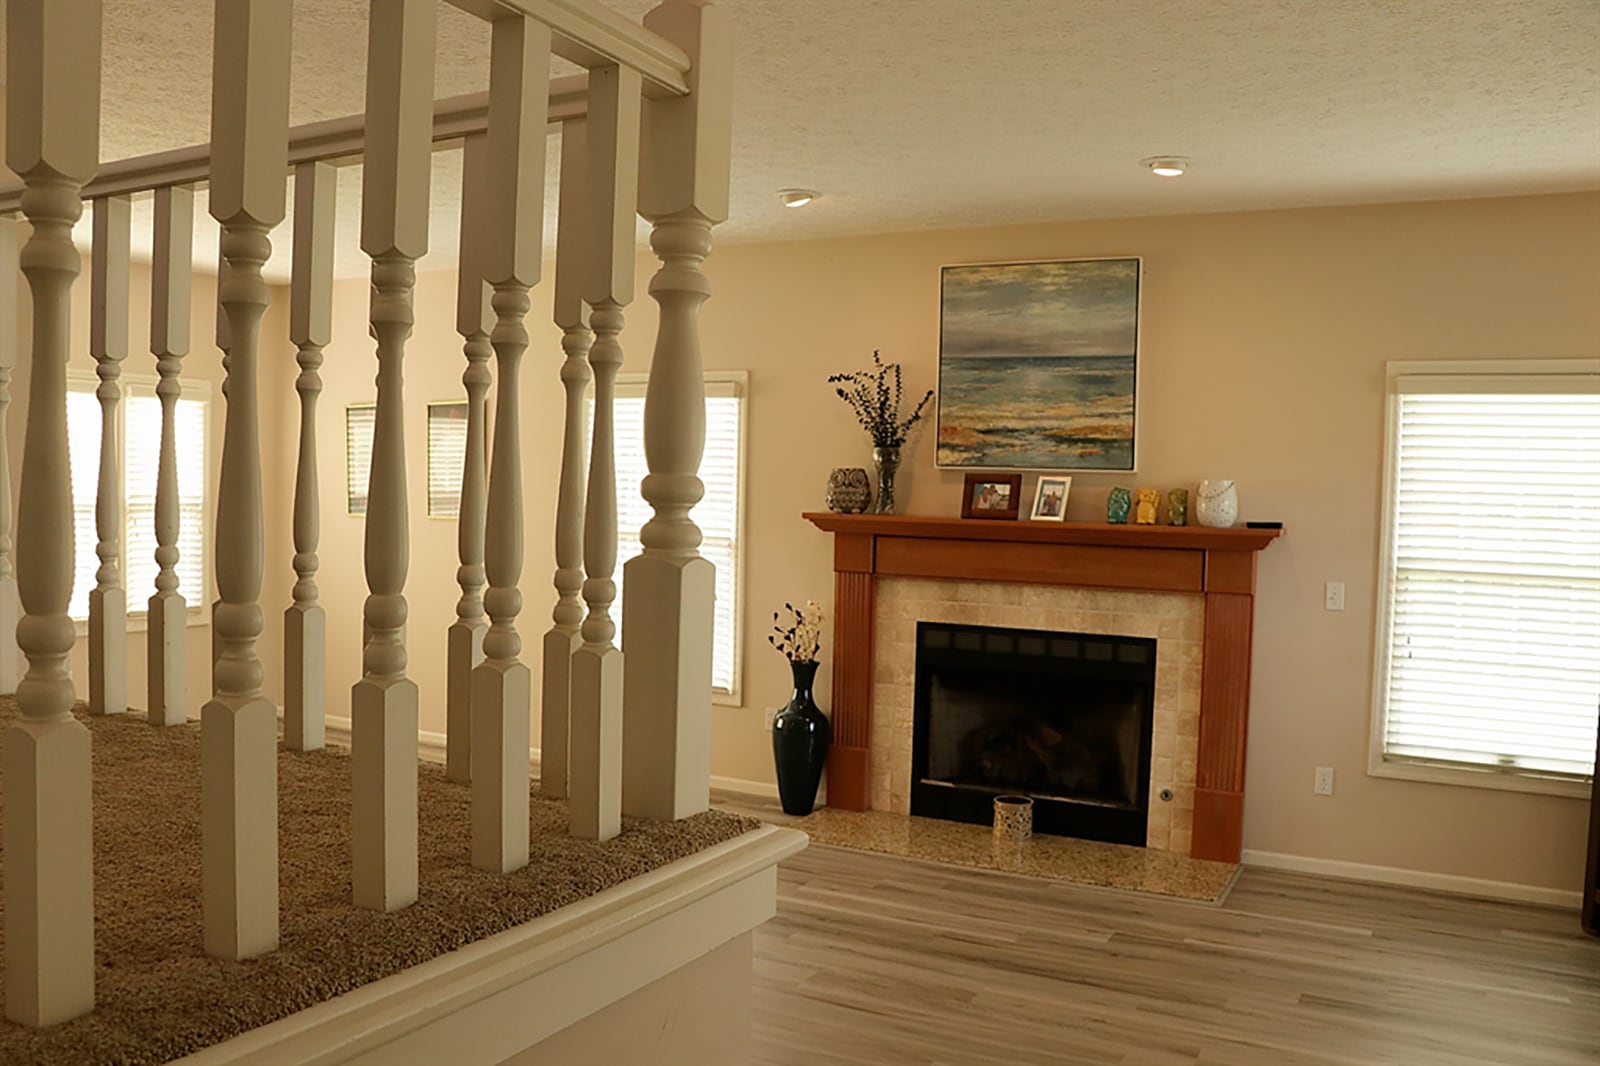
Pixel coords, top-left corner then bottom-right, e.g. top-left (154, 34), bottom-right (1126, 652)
top-left (67, 381), bottom-right (207, 621)
top-left (427, 401), bottom-right (468, 518)
top-left (1380, 381), bottom-right (1600, 778)
top-left (346, 403), bottom-right (375, 515)
top-left (601, 377), bottom-right (744, 696)
top-left (125, 393), bottom-right (206, 612)
top-left (66, 390), bottom-right (102, 622)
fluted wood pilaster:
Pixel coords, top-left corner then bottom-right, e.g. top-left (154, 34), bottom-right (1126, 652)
top-left (541, 117), bottom-right (593, 802)
top-left (148, 183), bottom-right (193, 728)
top-left (3, 0), bottom-right (101, 1028)
top-left (447, 133), bottom-right (493, 784)
top-left (0, 218), bottom-right (21, 699)
top-left (351, 0), bottom-right (433, 914)
top-left (88, 195), bottom-right (130, 717)
top-left (202, 0), bottom-right (290, 963)
top-left (570, 63), bottom-right (642, 843)
top-left (285, 160), bottom-right (335, 753)
top-left (472, 14), bottom-right (550, 874)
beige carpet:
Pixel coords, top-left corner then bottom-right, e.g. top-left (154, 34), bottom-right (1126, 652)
top-left (793, 807), bottom-right (1241, 903)
top-left (0, 698), bottom-right (758, 1065)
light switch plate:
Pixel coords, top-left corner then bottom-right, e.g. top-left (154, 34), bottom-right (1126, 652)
top-left (1325, 581), bottom-right (1345, 611)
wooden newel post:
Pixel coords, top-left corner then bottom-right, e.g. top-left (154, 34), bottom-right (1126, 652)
top-left (471, 14), bottom-right (550, 874)
top-left (541, 117), bottom-right (593, 802)
top-left (351, 0), bottom-right (434, 913)
top-left (285, 161), bottom-right (335, 752)
top-left (88, 195), bottom-right (130, 717)
top-left (447, 132), bottom-right (493, 785)
top-left (202, 0), bottom-right (290, 962)
top-left (3, 0), bottom-right (102, 1027)
top-left (149, 183), bottom-right (193, 727)
top-left (571, 63), bottom-right (642, 843)
top-left (622, 0), bottom-right (733, 821)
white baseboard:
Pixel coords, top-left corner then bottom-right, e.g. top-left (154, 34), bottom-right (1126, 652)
top-left (710, 775), bottom-right (779, 801)
top-left (1241, 849), bottom-right (1583, 910)
top-left (320, 713), bottom-right (799, 807)
top-left (322, 713), bottom-right (542, 774)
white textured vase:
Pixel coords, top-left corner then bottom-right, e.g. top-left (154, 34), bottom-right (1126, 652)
top-left (1195, 480), bottom-right (1239, 528)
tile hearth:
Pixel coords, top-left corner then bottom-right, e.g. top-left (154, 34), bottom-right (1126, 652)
top-left (792, 808), bottom-right (1239, 903)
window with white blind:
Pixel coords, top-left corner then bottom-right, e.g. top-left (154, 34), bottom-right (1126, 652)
top-left (66, 371), bottom-right (210, 623)
top-left (598, 372), bottom-right (747, 703)
top-left (1370, 360), bottom-right (1600, 795)
top-left (346, 403), bottom-right (375, 516)
top-left (427, 401), bottom-right (469, 518)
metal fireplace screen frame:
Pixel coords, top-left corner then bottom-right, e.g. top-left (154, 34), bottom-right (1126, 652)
top-left (910, 621), bottom-right (1156, 846)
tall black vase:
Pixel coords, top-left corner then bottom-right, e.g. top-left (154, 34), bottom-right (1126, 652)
top-left (772, 660), bottom-right (831, 816)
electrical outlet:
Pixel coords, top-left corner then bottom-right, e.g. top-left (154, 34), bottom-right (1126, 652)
top-left (1324, 581), bottom-right (1345, 611)
top-left (1314, 766), bottom-right (1335, 795)
top-left (763, 707), bottom-right (778, 732)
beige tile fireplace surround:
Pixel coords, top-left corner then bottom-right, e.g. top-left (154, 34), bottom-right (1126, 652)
top-left (871, 578), bottom-right (1204, 854)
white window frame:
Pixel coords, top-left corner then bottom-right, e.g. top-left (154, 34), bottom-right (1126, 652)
top-left (1367, 358), bottom-right (1600, 798)
top-left (66, 368), bottom-right (214, 633)
top-left (602, 370), bottom-right (749, 707)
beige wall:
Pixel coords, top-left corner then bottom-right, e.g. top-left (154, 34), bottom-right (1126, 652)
top-left (317, 190), bottom-right (1596, 892)
top-left (10, 191), bottom-right (1595, 895)
top-left (677, 191), bottom-right (1598, 892)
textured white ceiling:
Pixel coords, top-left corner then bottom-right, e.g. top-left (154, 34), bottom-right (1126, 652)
top-left (6, 0), bottom-right (1598, 280)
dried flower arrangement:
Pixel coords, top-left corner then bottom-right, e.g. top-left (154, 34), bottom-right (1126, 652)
top-left (769, 600), bottom-right (824, 663)
top-left (828, 350), bottom-right (934, 448)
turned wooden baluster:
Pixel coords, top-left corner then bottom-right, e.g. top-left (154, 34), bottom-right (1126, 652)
top-left (352, 0), bottom-right (433, 913)
top-left (202, 0), bottom-right (291, 962)
top-left (212, 231), bottom-right (230, 691)
top-left (541, 117), bottom-right (592, 802)
top-left (0, 218), bottom-right (17, 698)
top-left (285, 161), bottom-right (335, 753)
top-left (3, 0), bottom-right (101, 1027)
top-left (571, 63), bottom-right (642, 843)
top-left (149, 184), bottom-right (193, 728)
top-left (88, 195), bottom-right (130, 717)
top-left (623, 0), bottom-right (733, 820)
top-left (471, 13), bottom-right (550, 874)
top-left (447, 133), bottom-right (492, 784)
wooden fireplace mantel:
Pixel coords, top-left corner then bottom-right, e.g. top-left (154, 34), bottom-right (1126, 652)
top-left (803, 512), bottom-right (1283, 863)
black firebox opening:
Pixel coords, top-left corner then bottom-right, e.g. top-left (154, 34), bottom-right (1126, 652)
top-left (911, 621), bottom-right (1155, 846)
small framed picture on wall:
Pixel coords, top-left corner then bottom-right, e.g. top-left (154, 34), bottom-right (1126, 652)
top-left (960, 473), bottom-right (1023, 520)
top-left (1029, 477), bottom-right (1071, 521)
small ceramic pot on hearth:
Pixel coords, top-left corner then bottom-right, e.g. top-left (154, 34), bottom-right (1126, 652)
top-left (993, 795), bottom-right (1034, 843)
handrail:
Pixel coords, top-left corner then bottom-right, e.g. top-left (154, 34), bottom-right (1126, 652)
top-left (0, 76), bottom-right (590, 213)
top-left (446, 0), bottom-right (691, 97)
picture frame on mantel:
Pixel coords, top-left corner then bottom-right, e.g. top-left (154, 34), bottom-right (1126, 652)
top-left (960, 472), bottom-right (1023, 520)
top-left (936, 257), bottom-right (1142, 472)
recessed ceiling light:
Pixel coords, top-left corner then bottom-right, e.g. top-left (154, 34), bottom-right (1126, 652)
top-left (1140, 156), bottom-right (1190, 178)
top-left (779, 188), bottom-right (818, 208)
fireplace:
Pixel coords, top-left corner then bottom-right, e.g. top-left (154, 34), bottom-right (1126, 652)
top-left (911, 622), bottom-right (1155, 846)
top-left (803, 513), bottom-right (1283, 861)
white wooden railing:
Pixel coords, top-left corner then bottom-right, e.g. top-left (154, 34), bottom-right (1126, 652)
top-left (0, 0), bottom-right (731, 1032)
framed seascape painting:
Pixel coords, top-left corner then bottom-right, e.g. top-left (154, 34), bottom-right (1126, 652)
top-left (936, 257), bottom-right (1141, 471)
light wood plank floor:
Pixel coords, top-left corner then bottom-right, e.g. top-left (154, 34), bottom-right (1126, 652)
top-left (732, 802), bottom-right (1599, 1065)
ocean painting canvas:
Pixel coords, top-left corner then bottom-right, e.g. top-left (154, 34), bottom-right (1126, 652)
top-left (937, 258), bottom-right (1141, 471)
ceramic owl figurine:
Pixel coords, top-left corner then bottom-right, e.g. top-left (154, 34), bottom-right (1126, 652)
top-left (1134, 488), bottom-right (1160, 525)
top-left (1106, 487), bottom-right (1132, 524)
top-left (825, 467), bottom-right (872, 513)
top-left (1168, 488), bottom-right (1189, 526)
